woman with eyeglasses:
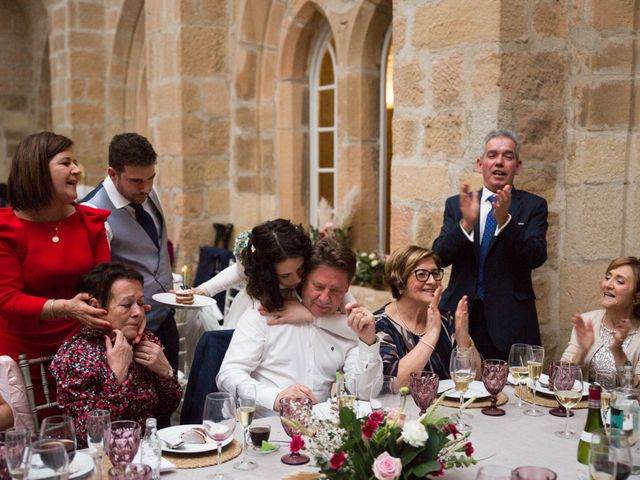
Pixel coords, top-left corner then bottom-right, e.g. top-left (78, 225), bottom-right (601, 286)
top-left (374, 245), bottom-right (481, 387)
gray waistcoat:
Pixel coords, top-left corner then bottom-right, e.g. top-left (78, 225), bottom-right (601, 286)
top-left (86, 184), bottom-right (173, 330)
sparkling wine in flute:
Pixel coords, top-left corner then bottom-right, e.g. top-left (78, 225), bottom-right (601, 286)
top-left (510, 366), bottom-right (529, 383)
top-left (554, 390), bottom-right (582, 410)
top-left (601, 392), bottom-right (611, 413)
top-left (527, 361), bottom-right (543, 381)
top-left (237, 406), bottom-right (255, 428)
top-left (453, 372), bottom-right (473, 393)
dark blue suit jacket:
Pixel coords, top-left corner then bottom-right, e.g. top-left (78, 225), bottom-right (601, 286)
top-left (432, 188), bottom-right (548, 352)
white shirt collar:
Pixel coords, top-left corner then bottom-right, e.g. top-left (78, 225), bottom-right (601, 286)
top-left (481, 186), bottom-right (496, 203)
top-left (103, 176), bottom-right (131, 209)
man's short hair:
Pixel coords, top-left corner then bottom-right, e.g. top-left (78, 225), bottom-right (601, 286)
top-left (308, 238), bottom-right (357, 281)
top-left (481, 129), bottom-right (521, 160)
top-left (109, 133), bottom-right (157, 172)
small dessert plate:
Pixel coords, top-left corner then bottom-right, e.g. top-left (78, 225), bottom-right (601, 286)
top-left (152, 292), bottom-right (217, 309)
top-left (157, 424), bottom-right (231, 453)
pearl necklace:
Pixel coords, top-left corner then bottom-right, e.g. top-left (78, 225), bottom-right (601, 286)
top-left (394, 301), bottom-right (427, 337)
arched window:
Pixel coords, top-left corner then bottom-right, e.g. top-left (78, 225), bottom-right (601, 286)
top-left (309, 32), bottom-right (337, 227)
top-left (379, 28), bottom-right (393, 252)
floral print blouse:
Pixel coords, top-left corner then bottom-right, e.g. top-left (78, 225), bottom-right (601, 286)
top-left (50, 327), bottom-right (182, 447)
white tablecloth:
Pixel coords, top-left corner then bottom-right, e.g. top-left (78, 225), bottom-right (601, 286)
top-left (158, 386), bottom-right (587, 479)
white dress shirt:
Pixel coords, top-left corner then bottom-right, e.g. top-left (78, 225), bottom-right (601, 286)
top-left (216, 307), bottom-right (383, 417)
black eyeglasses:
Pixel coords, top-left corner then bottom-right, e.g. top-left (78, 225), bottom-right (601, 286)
top-left (413, 268), bottom-right (444, 282)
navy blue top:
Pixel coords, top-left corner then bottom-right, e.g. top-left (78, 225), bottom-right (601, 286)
top-left (374, 304), bottom-right (456, 380)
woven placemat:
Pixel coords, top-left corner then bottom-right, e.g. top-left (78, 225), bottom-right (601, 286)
top-left (163, 440), bottom-right (242, 468)
top-left (440, 391), bottom-right (508, 409)
top-left (281, 472), bottom-right (322, 480)
top-left (515, 385), bottom-right (589, 409)
top-left (101, 440), bottom-right (242, 474)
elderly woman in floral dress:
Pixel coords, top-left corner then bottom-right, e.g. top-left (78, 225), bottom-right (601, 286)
top-left (51, 262), bottom-right (181, 447)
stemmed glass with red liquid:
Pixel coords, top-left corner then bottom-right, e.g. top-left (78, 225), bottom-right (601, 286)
top-left (481, 359), bottom-right (508, 416)
top-left (279, 397), bottom-right (313, 465)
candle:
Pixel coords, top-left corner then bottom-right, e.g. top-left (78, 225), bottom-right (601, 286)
top-left (181, 265), bottom-right (188, 288)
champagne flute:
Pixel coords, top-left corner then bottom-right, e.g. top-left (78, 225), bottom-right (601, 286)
top-left (202, 392), bottom-right (237, 480)
top-left (589, 443), bottom-right (618, 480)
top-left (508, 343), bottom-right (530, 408)
top-left (591, 428), bottom-right (633, 479)
top-left (234, 383), bottom-right (257, 471)
top-left (40, 416), bottom-right (77, 463)
top-left (596, 369), bottom-right (617, 425)
top-left (4, 428), bottom-right (31, 480)
top-left (29, 439), bottom-right (69, 480)
top-left (523, 345), bottom-right (544, 417)
top-left (552, 363), bottom-right (583, 438)
top-left (449, 347), bottom-right (476, 431)
top-left (86, 409), bottom-right (111, 458)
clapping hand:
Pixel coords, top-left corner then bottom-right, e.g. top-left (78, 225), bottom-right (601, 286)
top-left (572, 314), bottom-right (595, 353)
top-left (491, 184), bottom-right (512, 227)
top-left (611, 318), bottom-right (633, 349)
top-left (459, 183), bottom-right (480, 233)
top-left (345, 303), bottom-right (377, 346)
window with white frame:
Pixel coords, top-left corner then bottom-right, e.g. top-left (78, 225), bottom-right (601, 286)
top-left (309, 32), bottom-right (337, 227)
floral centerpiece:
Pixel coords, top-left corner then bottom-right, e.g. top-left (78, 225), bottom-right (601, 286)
top-left (285, 388), bottom-right (476, 479)
top-left (354, 251), bottom-right (386, 290)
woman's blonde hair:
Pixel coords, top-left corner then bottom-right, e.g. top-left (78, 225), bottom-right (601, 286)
top-left (385, 245), bottom-right (441, 299)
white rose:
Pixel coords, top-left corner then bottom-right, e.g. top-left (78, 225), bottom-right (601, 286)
top-left (369, 253), bottom-right (376, 260)
top-left (400, 420), bottom-right (428, 448)
top-left (371, 260), bottom-right (379, 267)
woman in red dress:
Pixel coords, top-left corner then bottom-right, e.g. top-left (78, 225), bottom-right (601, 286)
top-left (0, 131), bottom-right (112, 363)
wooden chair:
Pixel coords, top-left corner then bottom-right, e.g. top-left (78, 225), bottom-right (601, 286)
top-left (18, 354), bottom-right (58, 432)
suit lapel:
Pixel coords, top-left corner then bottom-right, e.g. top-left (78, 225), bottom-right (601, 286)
top-left (486, 187), bottom-right (521, 254)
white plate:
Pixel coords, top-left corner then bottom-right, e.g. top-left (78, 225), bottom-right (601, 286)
top-left (312, 400), bottom-right (372, 420)
top-left (535, 373), bottom-right (590, 397)
top-left (30, 451), bottom-right (94, 480)
top-left (157, 425), bottom-right (232, 453)
top-left (438, 380), bottom-right (490, 399)
top-left (152, 292), bottom-right (217, 309)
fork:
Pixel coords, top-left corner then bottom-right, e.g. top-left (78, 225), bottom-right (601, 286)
top-left (161, 438), bottom-right (185, 449)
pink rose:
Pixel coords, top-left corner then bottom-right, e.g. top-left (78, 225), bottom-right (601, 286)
top-left (386, 408), bottom-right (406, 428)
top-left (372, 452), bottom-right (402, 480)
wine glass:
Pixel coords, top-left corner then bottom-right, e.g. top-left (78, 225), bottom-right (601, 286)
top-left (511, 466), bottom-right (557, 479)
top-left (86, 409), bottom-right (111, 458)
top-left (508, 343), bottom-right (530, 408)
top-left (105, 420), bottom-right (141, 467)
top-left (523, 345), bottom-right (544, 417)
top-left (370, 375), bottom-right (399, 411)
top-left (4, 428), bottom-right (31, 480)
top-left (29, 439), bottom-right (69, 480)
top-left (409, 371), bottom-right (439, 415)
top-left (591, 428), bottom-right (633, 479)
top-left (589, 443), bottom-right (618, 480)
top-left (279, 397), bottom-right (312, 465)
top-left (548, 361), bottom-right (575, 417)
top-left (202, 392), bottom-right (237, 480)
top-left (475, 465), bottom-right (513, 479)
top-left (40, 416), bottom-right (77, 463)
top-left (552, 363), bottom-right (583, 438)
top-left (449, 348), bottom-right (477, 431)
top-left (234, 383), bottom-right (257, 471)
top-left (481, 359), bottom-right (508, 416)
top-left (596, 369), bottom-right (617, 425)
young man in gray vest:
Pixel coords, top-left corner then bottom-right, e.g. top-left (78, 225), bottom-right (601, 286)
top-left (83, 133), bottom-right (178, 377)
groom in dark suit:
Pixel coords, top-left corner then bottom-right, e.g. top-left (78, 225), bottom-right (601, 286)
top-left (432, 130), bottom-right (548, 360)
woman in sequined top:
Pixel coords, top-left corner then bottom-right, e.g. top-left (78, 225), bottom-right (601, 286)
top-left (374, 245), bottom-right (481, 387)
top-left (51, 262), bottom-right (181, 447)
top-left (561, 256), bottom-right (640, 384)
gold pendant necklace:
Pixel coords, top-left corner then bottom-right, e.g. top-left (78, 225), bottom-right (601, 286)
top-left (49, 221), bottom-right (63, 243)
top-left (394, 301), bottom-right (427, 337)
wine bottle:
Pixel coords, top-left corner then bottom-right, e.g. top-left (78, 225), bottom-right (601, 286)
top-left (577, 384), bottom-right (604, 480)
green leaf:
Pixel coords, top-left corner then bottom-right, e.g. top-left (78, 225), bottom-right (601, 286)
top-left (412, 460), bottom-right (441, 477)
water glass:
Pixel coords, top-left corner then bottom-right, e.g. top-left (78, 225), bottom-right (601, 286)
top-left (28, 439), bottom-right (69, 480)
top-left (86, 409), bottom-right (111, 456)
top-left (591, 428), bottom-right (633, 479)
top-left (409, 371), bottom-right (439, 415)
top-left (476, 465), bottom-right (513, 479)
top-left (105, 421), bottom-right (141, 467)
top-left (589, 443), bottom-right (618, 480)
top-left (4, 428), bottom-right (31, 480)
top-left (0, 432), bottom-right (9, 480)
top-left (370, 375), bottom-right (399, 411)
